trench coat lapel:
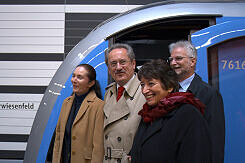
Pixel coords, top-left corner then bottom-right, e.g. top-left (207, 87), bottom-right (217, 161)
top-left (126, 74), bottom-right (141, 101)
top-left (104, 74), bottom-right (140, 128)
top-left (73, 91), bottom-right (95, 126)
top-left (104, 98), bottom-right (129, 128)
top-left (141, 119), bottom-right (163, 145)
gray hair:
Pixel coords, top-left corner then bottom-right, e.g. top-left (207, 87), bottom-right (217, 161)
top-left (169, 40), bottom-right (197, 58)
top-left (105, 43), bottom-right (135, 65)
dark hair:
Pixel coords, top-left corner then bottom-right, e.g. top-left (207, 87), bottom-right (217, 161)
top-left (105, 43), bottom-right (135, 66)
top-left (138, 59), bottom-right (179, 92)
top-left (76, 64), bottom-right (102, 99)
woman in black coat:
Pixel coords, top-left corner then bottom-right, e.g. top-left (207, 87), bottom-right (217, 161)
top-left (130, 60), bottom-right (212, 163)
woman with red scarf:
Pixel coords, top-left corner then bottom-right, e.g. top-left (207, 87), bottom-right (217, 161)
top-left (130, 60), bottom-right (212, 163)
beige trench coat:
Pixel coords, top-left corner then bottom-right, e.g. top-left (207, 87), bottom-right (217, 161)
top-left (52, 90), bottom-right (104, 163)
top-left (103, 75), bottom-right (146, 163)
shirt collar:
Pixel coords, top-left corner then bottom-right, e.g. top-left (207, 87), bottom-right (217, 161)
top-left (117, 74), bottom-right (135, 90)
top-left (179, 73), bottom-right (195, 92)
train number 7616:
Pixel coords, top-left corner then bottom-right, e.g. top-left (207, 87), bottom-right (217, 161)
top-left (221, 60), bottom-right (245, 70)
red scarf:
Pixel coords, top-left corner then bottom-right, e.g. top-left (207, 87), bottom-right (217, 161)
top-left (138, 92), bottom-right (205, 123)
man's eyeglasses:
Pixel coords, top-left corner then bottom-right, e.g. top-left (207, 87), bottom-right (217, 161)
top-left (168, 56), bottom-right (193, 62)
top-left (110, 60), bottom-right (129, 68)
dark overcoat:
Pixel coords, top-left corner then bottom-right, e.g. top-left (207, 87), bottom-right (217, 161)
top-left (131, 104), bottom-right (212, 163)
top-left (188, 74), bottom-right (225, 163)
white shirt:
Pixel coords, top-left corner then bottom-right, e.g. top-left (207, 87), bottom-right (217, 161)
top-left (179, 73), bottom-right (195, 92)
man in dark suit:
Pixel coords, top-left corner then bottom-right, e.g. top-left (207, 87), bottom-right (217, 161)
top-left (169, 40), bottom-right (225, 163)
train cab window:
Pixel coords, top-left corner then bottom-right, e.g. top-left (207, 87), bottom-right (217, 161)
top-left (109, 17), bottom-right (213, 67)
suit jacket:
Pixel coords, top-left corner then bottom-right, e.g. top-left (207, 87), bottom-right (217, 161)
top-left (131, 104), bottom-right (212, 163)
top-left (188, 74), bottom-right (225, 163)
top-left (53, 90), bottom-right (104, 163)
top-left (103, 75), bottom-right (146, 163)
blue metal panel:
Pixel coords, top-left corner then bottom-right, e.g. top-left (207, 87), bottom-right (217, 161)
top-left (216, 17), bottom-right (245, 24)
top-left (191, 18), bottom-right (245, 163)
top-left (36, 41), bottom-right (108, 163)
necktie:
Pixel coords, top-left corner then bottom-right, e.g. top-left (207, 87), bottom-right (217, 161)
top-left (117, 86), bottom-right (125, 101)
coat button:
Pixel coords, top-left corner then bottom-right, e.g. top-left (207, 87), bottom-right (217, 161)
top-left (72, 136), bottom-right (76, 140)
top-left (117, 137), bottom-right (121, 142)
top-left (124, 116), bottom-right (128, 120)
top-left (72, 151), bottom-right (76, 155)
top-left (105, 135), bottom-right (108, 139)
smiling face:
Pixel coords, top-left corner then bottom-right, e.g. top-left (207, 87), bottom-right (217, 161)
top-left (107, 48), bottom-right (136, 86)
top-left (140, 77), bottom-right (173, 107)
top-left (71, 66), bottom-right (95, 96)
top-left (170, 47), bottom-right (196, 82)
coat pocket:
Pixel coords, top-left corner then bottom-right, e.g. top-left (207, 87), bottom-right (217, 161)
top-left (83, 147), bottom-right (92, 159)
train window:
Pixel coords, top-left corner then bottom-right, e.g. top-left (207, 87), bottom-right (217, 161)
top-left (110, 17), bottom-right (214, 66)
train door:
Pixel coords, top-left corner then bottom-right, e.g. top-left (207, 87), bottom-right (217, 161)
top-left (191, 19), bottom-right (245, 163)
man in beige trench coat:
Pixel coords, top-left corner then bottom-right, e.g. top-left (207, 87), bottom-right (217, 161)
top-left (103, 43), bottom-right (145, 163)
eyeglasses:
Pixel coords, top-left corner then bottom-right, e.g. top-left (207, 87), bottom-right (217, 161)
top-left (168, 56), bottom-right (193, 62)
top-left (109, 60), bottom-right (129, 68)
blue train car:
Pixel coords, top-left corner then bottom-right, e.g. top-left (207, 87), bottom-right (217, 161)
top-left (24, 1), bottom-right (245, 162)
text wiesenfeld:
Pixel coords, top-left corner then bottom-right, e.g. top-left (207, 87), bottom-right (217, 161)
top-left (0, 103), bottom-right (34, 110)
